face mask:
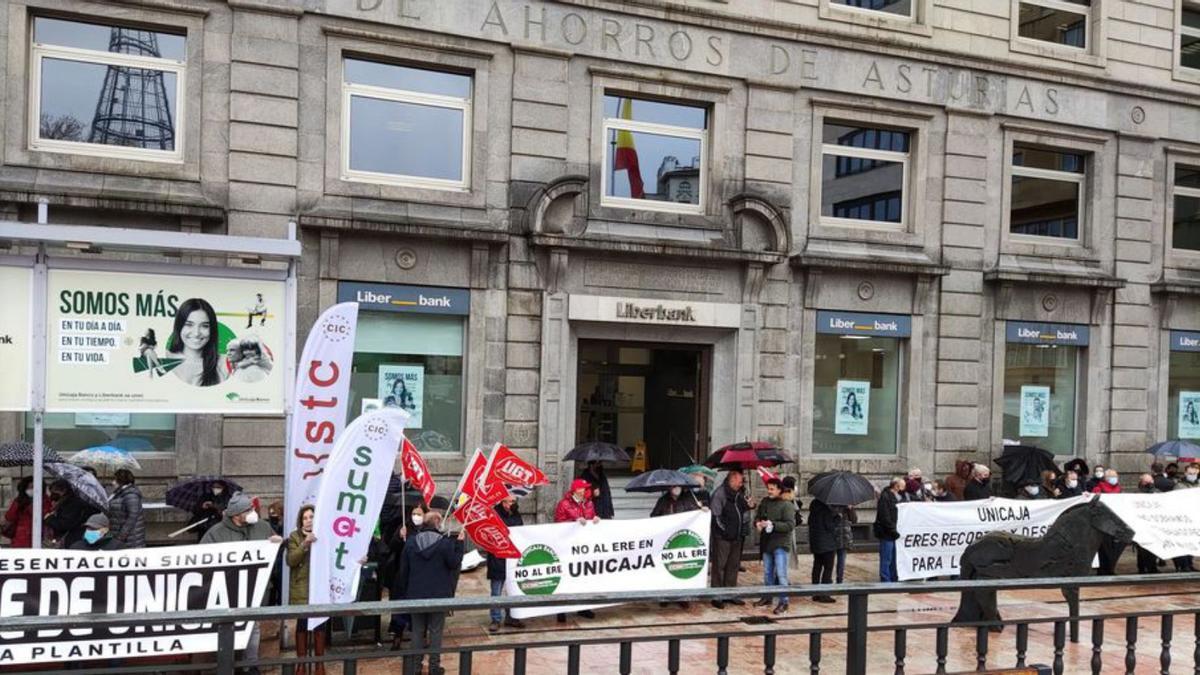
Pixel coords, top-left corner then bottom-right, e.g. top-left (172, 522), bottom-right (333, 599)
top-left (411, 514), bottom-right (424, 527)
top-left (1066, 480), bottom-right (1078, 489)
top-left (923, 482), bottom-right (933, 492)
top-left (1188, 474), bottom-right (1199, 483)
top-left (1025, 486), bottom-right (1040, 496)
top-left (83, 530), bottom-right (102, 545)
top-left (244, 512), bottom-right (260, 525)
top-left (1106, 477), bottom-right (1119, 486)
top-left (24, 489), bottom-right (32, 498)
top-left (212, 488), bottom-right (224, 496)
top-left (670, 487), bottom-right (682, 497)
top-left (1094, 471), bottom-right (1105, 479)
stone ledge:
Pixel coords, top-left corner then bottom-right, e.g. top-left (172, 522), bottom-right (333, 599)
top-left (791, 238), bottom-right (950, 277)
top-left (984, 254), bottom-right (1126, 290)
top-left (529, 232), bottom-right (786, 264)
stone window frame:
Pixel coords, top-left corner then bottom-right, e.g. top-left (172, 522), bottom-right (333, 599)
top-left (818, 0), bottom-right (935, 38)
top-left (4, 1), bottom-right (204, 181)
top-left (1008, 0), bottom-right (1107, 69)
top-left (1173, 0), bottom-right (1200, 86)
top-left (999, 123), bottom-right (1111, 263)
top-left (1163, 147), bottom-right (1200, 269)
top-left (323, 33), bottom-right (494, 209)
top-left (587, 70), bottom-right (734, 227)
top-left (806, 100), bottom-right (934, 248)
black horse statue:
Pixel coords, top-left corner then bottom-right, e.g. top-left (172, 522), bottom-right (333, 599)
top-left (952, 497), bottom-right (1135, 631)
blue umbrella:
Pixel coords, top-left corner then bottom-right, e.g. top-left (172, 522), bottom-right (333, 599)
top-left (109, 436), bottom-right (154, 452)
top-left (1146, 440), bottom-right (1200, 459)
top-left (70, 445), bottom-right (142, 471)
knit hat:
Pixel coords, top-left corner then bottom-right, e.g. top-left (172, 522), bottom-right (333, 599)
top-left (84, 513), bottom-right (109, 530)
top-left (428, 495), bottom-right (450, 513)
top-left (224, 492), bottom-right (254, 517)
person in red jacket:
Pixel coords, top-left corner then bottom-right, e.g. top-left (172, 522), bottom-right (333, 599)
top-left (1091, 469), bottom-right (1126, 574)
top-left (3, 477), bottom-right (48, 548)
top-left (553, 479), bottom-right (598, 623)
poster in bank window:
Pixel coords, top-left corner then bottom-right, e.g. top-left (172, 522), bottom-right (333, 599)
top-left (378, 364), bottom-right (423, 427)
top-left (1019, 385), bottom-right (1050, 438)
top-left (0, 266), bottom-right (32, 411)
top-left (834, 380), bottom-right (870, 436)
top-left (1180, 392), bottom-right (1200, 439)
top-left (45, 269), bottom-right (286, 413)
top-left (0, 541), bottom-right (278, 665)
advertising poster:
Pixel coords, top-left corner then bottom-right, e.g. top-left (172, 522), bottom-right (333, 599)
top-left (45, 269), bottom-right (286, 413)
top-left (834, 380), bottom-right (870, 436)
top-left (379, 364), bottom-right (424, 427)
top-left (0, 266), bottom-right (32, 411)
top-left (0, 541), bottom-right (278, 665)
top-left (1180, 392), bottom-right (1200, 439)
top-left (1019, 385), bottom-right (1050, 437)
top-left (503, 511), bottom-right (711, 619)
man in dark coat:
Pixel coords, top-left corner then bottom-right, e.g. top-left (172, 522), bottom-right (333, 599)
top-left (580, 461), bottom-right (614, 519)
top-left (708, 470), bottom-right (753, 608)
top-left (651, 486), bottom-right (700, 517)
top-left (1151, 462), bottom-right (1175, 493)
top-left (874, 478), bottom-right (905, 583)
top-left (189, 480), bottom-right (231, 543)
top-left (1056, 471), bottom-right (1084, 498)
top-left (45, 480), bottom-right (99, 549)
top-left (397, 510), bottom-right (465, 675)
top-left (487, 497), bottom-right (525, 632)
top-left (807, 498), bottom-right (838, 602)
top-left (69, 513), bottom-right (121, 551)
top-left (964, 465), bottom-right (993, 501)
top-left (106, 469), bottom-right (145, 549)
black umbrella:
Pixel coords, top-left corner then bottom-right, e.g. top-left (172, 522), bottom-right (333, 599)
top-left (993, 445), bottom-right (1059, 486)
top-left (1146, 439), bottom-right (1200, 459)
top-left (0, 441), bottom-right (63, 467)
top-left (624, 469), bottom-right (697, 493)
top-left (806, 470), bottom-right (877, 506)
top-left (564, 441), bottom-right (630, 463)
top-left (165, 476), bottom-right (244, 513)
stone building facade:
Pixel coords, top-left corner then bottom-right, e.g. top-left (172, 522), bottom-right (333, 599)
top-left (3, 0), bottom-right (1200, 526)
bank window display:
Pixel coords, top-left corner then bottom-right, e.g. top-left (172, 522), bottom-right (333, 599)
top-left (1017, 0), bottom-right (1090, 49)
top-left (1002, 323), bottom-right (1086, 455)
top-left (820, 122), bottom-right (911, 228)
top-left (29, 17), bottom-right (185, 161)
top-left (1169, 332), bottom-right (1200, 440)
top-left (833, 0), bottom-right (914, 17)
top-left (1010, 144), bottom-right (1085, 240)
top-left (1182, 5), bottom-right (1200, 70)
top-left (25, 413), bottom-right (176, 454)
top-left (347, 312), bottom-right (464, 454)
top-left (342, 57), bottom-right (472, 189)
top-left (1173, 165), bottom-right (1200, 252)
top-left (812, 312), bottom-right (909, 455)
top-left (601, 94), bottom-right (708, 213)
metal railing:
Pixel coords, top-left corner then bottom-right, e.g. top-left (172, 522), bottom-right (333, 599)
top-left (2, 573), bottom-right (1199, 675)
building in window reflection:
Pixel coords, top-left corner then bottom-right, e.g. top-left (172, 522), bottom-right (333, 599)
top-left (655, 155), bottom-right (701, 204)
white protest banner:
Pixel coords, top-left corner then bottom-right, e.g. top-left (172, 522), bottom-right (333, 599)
top-left (503, 511), bottom-right (710, 619)
top-left (0, 265), bottom-right (32, 411)
top-left (1099, 491), bottom-right (1200, 560)
top-left (45, 269), bottom-right (286, 413)
top-left (308, 406), bottom-right (409, 630)
top-left (0, 541), bottom-right (278, 665)
top-left (285, 302), bottom-right (358, 528)
top-left (897, 496), bottom-right (1090, 580)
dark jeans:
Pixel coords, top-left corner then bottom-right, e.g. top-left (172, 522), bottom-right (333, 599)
top-left (835, 548), bottom-right (848, 583)
top-left (812, 550), bottom-right (835, 585)
top-left (408, 611), bottom-right (446, 673)
top-left (711, 537), bottom-right (743, 588)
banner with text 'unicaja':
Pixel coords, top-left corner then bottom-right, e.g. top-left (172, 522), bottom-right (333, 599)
top-left (308, 406), bottom-right (409, 630)
top-left (285, 302), bottom-right (359, 530)
top-left (503, 511), bottom-right (711, 619)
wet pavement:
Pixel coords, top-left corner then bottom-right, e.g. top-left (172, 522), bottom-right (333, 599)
top-left (265, 551), bottom-right (1200, 674)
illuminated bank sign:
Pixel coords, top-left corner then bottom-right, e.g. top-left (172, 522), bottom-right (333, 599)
top-left (1171, 331), bottom-right (1200, 352)
top-left (816, 311), bottom-right (911, 338)
top-left (1005, 321), bottom-right (1089, 346)
top-left (337, 282), bottom-right (469, 316)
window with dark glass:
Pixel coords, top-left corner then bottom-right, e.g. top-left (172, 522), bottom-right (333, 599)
top-left (821, 122), bottom-right (910, 226)
top-left (343, 58), bottom-right (472, 188)
top-left (601, 95), bottom-right (708, 211)
top-left (30, 17), bottom-right (185, 158)
top-left (1017, 0), bottom-right (1090, 49)
top-left (1184, 5), bottom-right (1200, 70)
top-left (1174, 165), bottom-right (1200, 251)
top-left (1010, 144), bottom-right (1085, 240)
top-left (832, 0), bottom-right (914, 17)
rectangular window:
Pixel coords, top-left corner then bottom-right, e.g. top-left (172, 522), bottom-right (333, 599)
top-left (1183, 4), bottom-right (1200, 70)
top-left (1174, 165), bottom-right (1200, 251)
top-left (1002, 322), bottom-right (1087, 456)
top-left (812, 334), bottom-right (903, 455)
top-left (342, 58), bottom-right (472, 189)
top-left (1010, 144), bottom-right (1085, 240)
top-left (1169, 332), bottom-right (1200, 440)
top-left (601, 95), bottom-right (708, 213)
top-left (832, 0), bottom-right (914, 17)
top-left (1017, 0), bottom-right (1091, 49)
top-left (30, 17), bottom-right (185, 161)
top-left (348, 312), bottom-right (464, 454)
top-left (25, 413), bottom-right (176, 453)
top-left (820, 122), bottom-right (911, 227)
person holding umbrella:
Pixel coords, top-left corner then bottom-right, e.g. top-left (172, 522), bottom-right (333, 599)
top-left (832, 503), bottom-right (857, 583)
top-left (806, 495), bottom-right (838, 603)
top-left (580, 460), bottom-right (614, 520)
top-left (3, 476), bottom-right (48, 548)
top-left (708, 469), bottom-right (753, 608)
top-left (188, 479), bottom-right (232, 543)
top-left (45, 479), bottom-right (99, 549)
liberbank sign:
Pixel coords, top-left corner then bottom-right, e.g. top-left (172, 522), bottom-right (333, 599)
top-left (569, 295), bottom-right (741, 328)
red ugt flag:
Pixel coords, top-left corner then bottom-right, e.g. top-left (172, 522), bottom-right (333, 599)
top-left (482, 443), bottom-right (549, 494)
top-left (452, 448), bottom-right (508, 523)
top-left (400, 437), bottom-right (436, 507)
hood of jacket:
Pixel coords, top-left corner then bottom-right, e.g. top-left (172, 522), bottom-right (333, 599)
top-left (411, 528), bottom-right (447, 558)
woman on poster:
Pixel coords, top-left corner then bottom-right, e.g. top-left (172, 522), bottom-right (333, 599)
top-left (168, 298), bottom-right (226, 387)
top-left (138, 329), bottom-right (168, 378)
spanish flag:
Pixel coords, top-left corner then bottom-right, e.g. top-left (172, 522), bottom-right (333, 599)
top-left (613, 98), bottom-right (645, 198)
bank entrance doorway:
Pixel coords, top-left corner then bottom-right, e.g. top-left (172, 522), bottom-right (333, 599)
top-left (576, 340), bottom-right (710, 469)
